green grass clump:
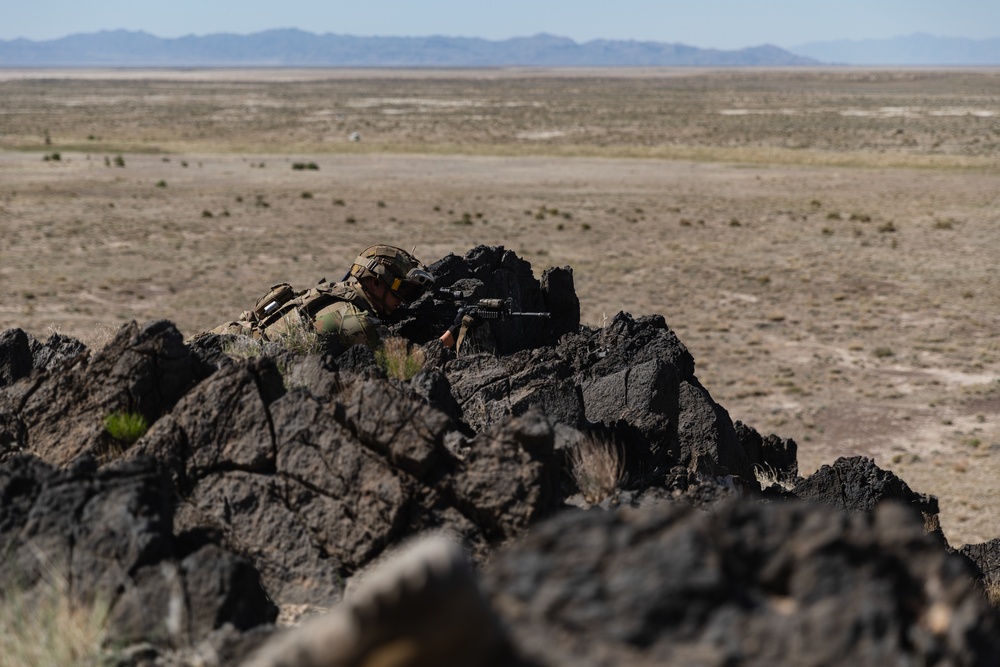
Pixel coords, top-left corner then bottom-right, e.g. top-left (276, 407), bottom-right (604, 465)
top-left (375, 337), bottom-right (426, 381)
top-left (103, 411), bottom-right (149, 445)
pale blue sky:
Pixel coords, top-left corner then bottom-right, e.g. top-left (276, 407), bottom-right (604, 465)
top-left (3, 0), bottom-right (998, 50)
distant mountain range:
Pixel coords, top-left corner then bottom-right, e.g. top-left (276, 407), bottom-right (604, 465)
top-left (0, 29), bottom-right (818, 67)
top-left (790, 33), bottom-right (1000, 65)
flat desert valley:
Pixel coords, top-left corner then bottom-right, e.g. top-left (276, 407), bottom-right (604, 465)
top-left (1, 67), bottom-right (998, 545)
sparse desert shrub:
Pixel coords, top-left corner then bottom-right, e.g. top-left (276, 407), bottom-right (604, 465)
top-left (103, 411), bottom-right (149, 446)
top-left (934, 218), bottom-right (957, 230)
top-left (729, 218), bottom-right (742, 227)
top-left (113, 155), bottom-right (125, 168)
top-left (878, 221), bottom-right (897, 233)
top-left (827, 212), bottom-right (842, 220)
top-left (155, 180), bottom-right (167, 187)
top-left (42, 152), bottom-right (61, 162)
top-left (569, 436), bottom-right (625, 505)
top-left (849, 213), bottom-right (872, 222)
top-left (375, 337), bottom-right (426, 381)
top-left (333, 198), bottom-right (346, 206)
top-left (873, 347), bottom-right (895, 358)
top-left (292, 162), bottom-right (320, 171)
top-left (223, 318), bottom-right (323, 359)
top-left (754, 463), bottom-right (795, 491)
top-left (74, 323), bottom-right (118, 350)
top-left (222, 335), bottom-right (266, 359)
top-left (986, 579), bottom-right (1000, 609)
top-left (0, 564), bottom-right (111, 667)
top-left (202, 210), bottom-right (213, 218)
top-left (277, 318), bottom-right (324, 356)
top-left (301, 191), bottom-right (313, 199)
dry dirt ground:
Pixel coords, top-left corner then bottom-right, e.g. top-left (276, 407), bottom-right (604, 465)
top-left (1, 68), bottom-right (999, 546)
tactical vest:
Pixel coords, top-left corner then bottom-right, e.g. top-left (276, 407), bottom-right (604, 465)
top-left (230, 279), bottom-right (381, 346)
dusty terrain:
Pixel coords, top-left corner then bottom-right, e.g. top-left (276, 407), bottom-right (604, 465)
top-left (1, 67), bottom-right (998, 545)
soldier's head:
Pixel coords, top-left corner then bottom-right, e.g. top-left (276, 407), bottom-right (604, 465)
top-left (350, 244), bottom-right (435, 315)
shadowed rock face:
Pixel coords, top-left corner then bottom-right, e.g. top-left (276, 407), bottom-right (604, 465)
top-left (1, 245), bottom-right (995, 664)
top-left (483, 499), bottom-right (1000, 667)
top-left (0, 454), bottom-right (276, 648)
top-left (0, 320), bottom-right (208, 465)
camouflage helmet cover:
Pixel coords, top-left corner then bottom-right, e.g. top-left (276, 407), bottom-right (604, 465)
top-left (349, 244), bottom-right (435, 303)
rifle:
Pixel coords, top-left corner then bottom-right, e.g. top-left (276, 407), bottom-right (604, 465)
top-left (436, 290), bottom-right (551, 322)
top-left (394, 288), bottom-right (550, 351)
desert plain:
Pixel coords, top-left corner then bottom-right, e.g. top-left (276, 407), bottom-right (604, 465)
top-left (1, 67), bottom-right (998, 546)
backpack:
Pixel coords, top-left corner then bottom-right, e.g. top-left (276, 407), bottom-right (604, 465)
top-left (243, 280), bottom-right (359, 338)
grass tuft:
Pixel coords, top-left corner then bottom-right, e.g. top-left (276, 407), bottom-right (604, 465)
top-left (754, 463), bottom-right (795, 491)
top-left (985, 579), bottom-right (1000, 609)
top-left (103, 411), bottom-right (148, 446)
top-left (223, 316), bottom-right (324, 359)
top-left (569, 435), bottom-right (626, 505)
top-left (375, 337), bottom-right (426, 381)
top-left (1, 554), bottom-right (111, 667)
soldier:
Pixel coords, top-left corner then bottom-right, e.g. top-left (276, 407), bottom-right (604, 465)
top-left (212, 244), bottom-right (454, 350)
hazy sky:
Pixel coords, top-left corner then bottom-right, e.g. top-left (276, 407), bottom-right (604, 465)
top-left (3, 0), bottom-right (999, 50)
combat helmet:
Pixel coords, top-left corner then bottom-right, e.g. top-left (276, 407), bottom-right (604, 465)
top-left (349, 244), bottom-right (435, 303)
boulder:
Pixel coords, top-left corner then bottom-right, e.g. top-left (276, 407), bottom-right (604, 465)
top-left (0, 454), bottom-right (276, 648)
top-left (0, 321), bottom-right (207, 465)
top-left (793, 456), bottom-right (940, 520)
top-left (0, 328), bottom-right (88, 389)
top-left (483, 499), bottom-right (1000, 666)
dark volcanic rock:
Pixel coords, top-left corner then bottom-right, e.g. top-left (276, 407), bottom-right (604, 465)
top-left (0, 454), bottom-right (275, 648)
top-left (0, 328), bottom-right (88, 389)
top-left (447, 410), bottom-right (561, 542)
top-left (131, 355), bottom-right (285, 489)
top-left (484, 499), bottom-right (1000, 667)
top-left (735, 420), bottom-right (799, 482)
top-left (0, 321), bottom-right (207, 465)
top-left (0, 247), bottom-right (979, 665)
top-left (794, 455), bottom-right (939, 519)
top-left (0, 328), bottom-right (34, 388)
top-left (960, 539), bottom-right (1000, 583)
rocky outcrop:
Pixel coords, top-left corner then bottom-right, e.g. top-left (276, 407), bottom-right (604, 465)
top-left (0, 328), bottom-right (87, 389)
top-left (483, 499), bottom-right (1000, 667)
top-left (793, 455), bottom-right (940, 522)
top-left (2, 245), bottom-right (988, 665)
top-left (0, 454), bottom-right (276, 648)
top-left (0, 320), bottom-right (207, 465)
top-left (960, 539), bottom-right (1000, 584)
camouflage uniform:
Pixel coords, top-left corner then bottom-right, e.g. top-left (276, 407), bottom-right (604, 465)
top-left (211, 278), bottom-right (388, 349)
top-left (210, 245), bottom-right (434, 351)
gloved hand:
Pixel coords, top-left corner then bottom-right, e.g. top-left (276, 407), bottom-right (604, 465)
top-left (447, 307), bottom-right (479, 339)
